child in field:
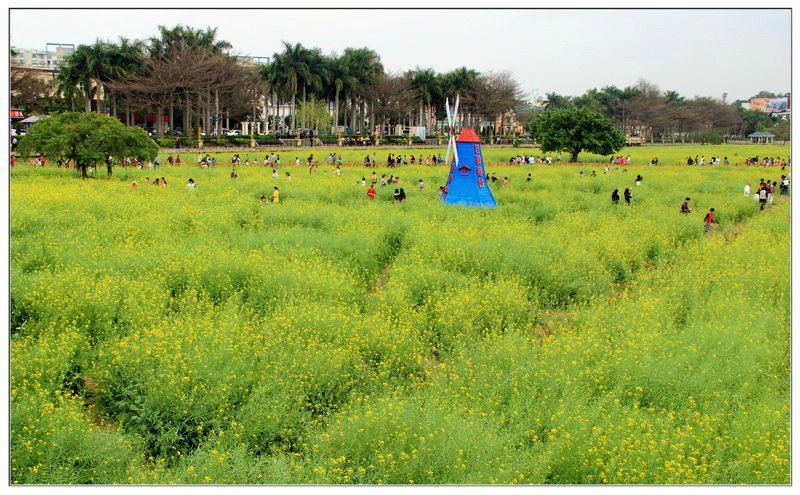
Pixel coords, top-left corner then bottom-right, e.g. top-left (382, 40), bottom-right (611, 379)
top-left (393, 189), bottom-right (401, 203)
top-left (419, 179), bottom-right (424, 191)
top-left (272, 187), bottom-right (280, 204)
top-left (744, 183), bottom-right (751, 196)
top-left (367, 185), bottom-right (376, 201)
top-left (611, 189), bottom-right (620, 205)
top-left (704, 208), bottom-right (716, 232)
top-left (187, 178), bottom-right (196, 191)
top-left (260, 195), bottom-right (268, 204)
top-left (624, 188), bottom-right (632, 204)
top-left (680, 197), bottom-right (692, 214)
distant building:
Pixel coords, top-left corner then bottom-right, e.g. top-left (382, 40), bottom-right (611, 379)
top-left (235, 55), bottom-right (270, 67)
top-left (11, 44), bottom-right (74, 71)
top-left (742, 95), bottom-right (790, 117)
top-left (11, 45), bottom-right (74, 92)
top-left (748, 131), bottom-right (775, 144)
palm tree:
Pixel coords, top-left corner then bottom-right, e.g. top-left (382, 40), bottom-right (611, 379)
top-left (299, 47), bottom-right (325, 131)
top-left (55, 55), bottom-right (90, 112)
top-left (323, 54), bottom-right (356, 133)
top-left (272, 42), bottom-right (315, 133)
top-left (105, 38), bottom-right (146, 119)
top-left (342, 47), bottom-right (383, 134)
top-left (440, 67), bottom-right (479, 127)
top-left (408, 67), bottom-right (440, 131)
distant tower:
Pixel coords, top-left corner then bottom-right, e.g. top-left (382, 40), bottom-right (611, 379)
top-left (722, 92), bottom-right (728, 104)
top-left (441, 95), bottom-right (496, 208)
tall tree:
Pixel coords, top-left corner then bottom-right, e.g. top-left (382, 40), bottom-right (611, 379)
top-left (408, 67), bottom-right (440, 129)
top-left (529, 107), bottom-right (625, 162)
top-left (19, 112), bottom-right (157, 178)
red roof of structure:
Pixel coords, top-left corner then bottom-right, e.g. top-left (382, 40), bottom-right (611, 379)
top-left (456, 128), bottom-right (481, 143)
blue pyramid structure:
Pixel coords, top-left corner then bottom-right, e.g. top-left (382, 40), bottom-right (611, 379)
top-left (442, 128), bottom-right (496, 208)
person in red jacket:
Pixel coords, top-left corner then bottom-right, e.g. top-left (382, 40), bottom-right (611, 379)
top-left (367, 185), bottom-right (376, 201)
top-left (704, 208), bottom-right (716, 233)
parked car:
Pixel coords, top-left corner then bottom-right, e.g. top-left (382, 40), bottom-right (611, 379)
top-left (227, 129), bottom-right (242, 136)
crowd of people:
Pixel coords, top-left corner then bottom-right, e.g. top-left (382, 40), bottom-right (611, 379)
top-left (12, 147), bottom-right (790, 233)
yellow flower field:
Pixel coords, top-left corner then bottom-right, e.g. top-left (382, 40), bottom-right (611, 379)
top-left (10, 156), bottom-right (790, 484)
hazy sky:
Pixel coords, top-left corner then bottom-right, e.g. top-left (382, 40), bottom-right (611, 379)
top-left (9, 8), bottom-right (791, 102)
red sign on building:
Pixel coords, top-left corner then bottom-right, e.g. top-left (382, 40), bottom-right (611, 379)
top-left (11, 109), bottom-right (24, 119)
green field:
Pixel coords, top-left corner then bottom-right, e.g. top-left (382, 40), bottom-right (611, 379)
top-left (10, 152), bottom-right (790, 484)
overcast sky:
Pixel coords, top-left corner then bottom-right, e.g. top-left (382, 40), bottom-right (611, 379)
top-left (9, 8), bottom-right (791, 102)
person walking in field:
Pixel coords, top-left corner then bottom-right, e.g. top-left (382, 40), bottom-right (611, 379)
top-left (367, 185), bottom-right (376, 201)
top-left (680, 197), bottom-right (692, 214)
top-left (758, 184), bottom-right (768, 211)
top-left (611, 189), bottom-right (620, 205)
top-left (624, 188), bottom-right (632, 205)
top-left (272, 186), bottom-right (280, 204)
top-left (704, 208), bottom-right (716, 232)
top-left (744, 183), bottom-right (751, 196)
top-left (418, 179), bottom-right (425, 191)
top-left (765, 180), bottom-right (774, 206)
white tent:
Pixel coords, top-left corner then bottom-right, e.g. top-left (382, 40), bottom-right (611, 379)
top-left (19, 115), bottom-right (46, 124)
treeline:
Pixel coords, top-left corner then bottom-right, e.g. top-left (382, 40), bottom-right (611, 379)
top-left (10, 24), bottom-right (789, 142)
top-left (539, 81), bottom-right (790, 143)
top-left (11, 25), bottom-right (525, 139)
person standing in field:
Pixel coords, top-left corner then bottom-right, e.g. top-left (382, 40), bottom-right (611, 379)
top-left (744, 183), bottom-right (751, 196)
top-left (624, 188), bottom-right (632, 205)
top-left (187, 178), bottom-right (196, 192)
top-left (418, 179), bottom-right (425, 191)
top-left (758, 183), bottom-right (768, 211)
top-left (272, 186), bottom-right (280, 204)
top-left (399, 188), bottom-right (407, 202)
top-left (611, 189), bottom-right (620, 205)
top-left (704, 208), bottom-right (716, 232)
top-left (367, 185), bottom-right (376, 201)
top-left (393, 188), bottom-right (401, 203)
top-left (768, 180), bottom-right (776, 206)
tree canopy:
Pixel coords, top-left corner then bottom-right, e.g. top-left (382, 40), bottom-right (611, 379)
top-left (529, 107), bottom-right (625, 162)
top-left (18, 112), bottom-right (158, 178)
